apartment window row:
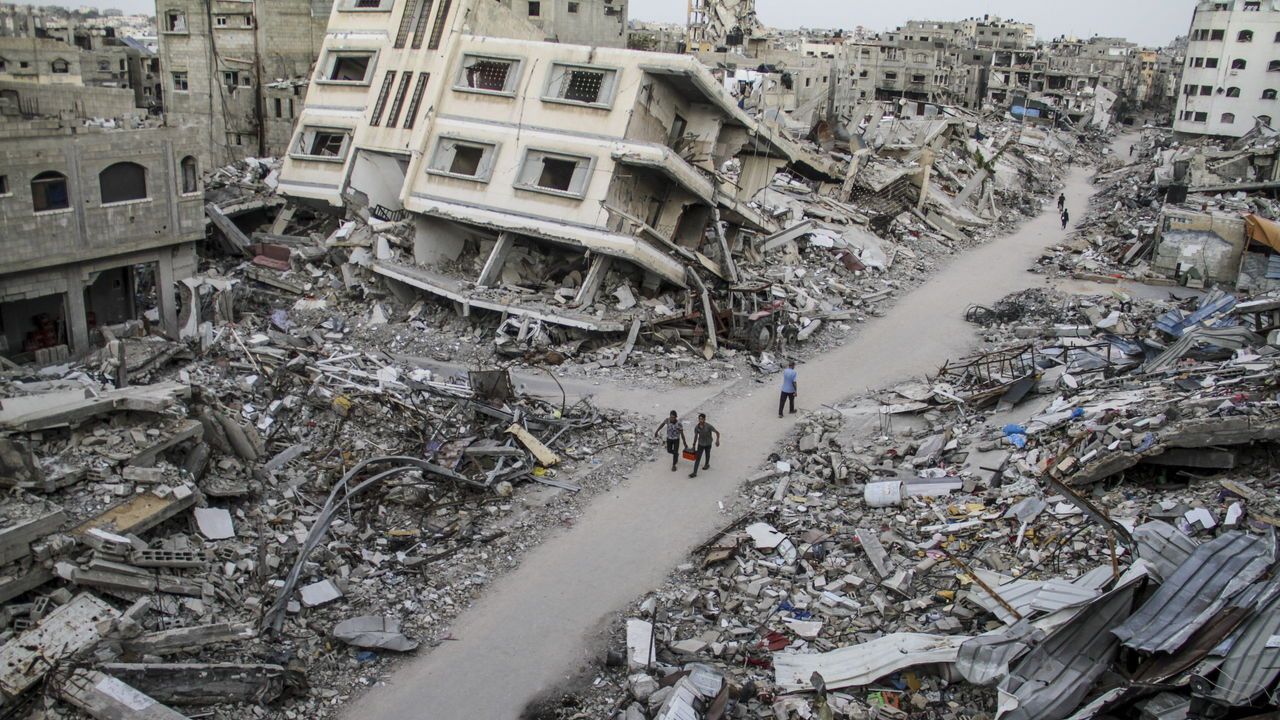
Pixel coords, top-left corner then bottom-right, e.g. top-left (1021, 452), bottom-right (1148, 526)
top-left (453, 54), bottom-right (620, 108)
top-left (426, 140), bottom-right (593, 199)
top-left (10, 158), bottom-right (198, 214)
top-left (1184, 82), bottom-right (1280, 98)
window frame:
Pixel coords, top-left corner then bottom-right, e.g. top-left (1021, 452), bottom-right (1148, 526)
top-left (1238, 29), bottom-right (1255, 43)
top-left (180, 156), bottom-right (200, 195)
top-left (0, 174), bottom-right (10, 197)
top-left (172, 70), bottom-right (189, 92)
top-left (1264, 88), bottom-right (1277, 100)
top-left (514, 148), bottom-right (595, 200)
top-left (50, 58), bottom-right (70, 74)
top-left (541, 62), bottom-right (620, 109)
top-left (337, 0), bottom-right (395, 9)
top-left (453, 54), bottom-right (524, 98)
top-left (31, 170), bottom-right (71, 214)
top-left (99, 161), bottom-right (149, 206)
top-left (291, 126), bottom-right (355, 163)
top-left (426, 137), bottom-right (500, 183)
top-left (1222, 112), bottom-right (1236, 124)
top-left (162, 9), bottom-right (188, 34)
top-left (316, 49), bottom-right (378, 86)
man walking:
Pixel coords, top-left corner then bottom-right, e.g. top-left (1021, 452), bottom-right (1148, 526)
top-left (687, 414), bottom-right (720, 478)
top-left (653, 410), bottom-right (687, 472)
top-left (778, 360), bottom-right (798, 417)
top-left (1057, 193), bottom-right (1065, 212)
top-left (1061, 207), bottom-right (1070, 230)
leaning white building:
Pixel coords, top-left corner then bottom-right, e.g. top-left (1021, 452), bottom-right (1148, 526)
top-left (1175, 0), bottom-right (1280, 138)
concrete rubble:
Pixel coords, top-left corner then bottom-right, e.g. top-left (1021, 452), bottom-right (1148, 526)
top-left (532, 280), bottom-right (1280, 717)
top-left (0, 232), bottom-right (646, 717)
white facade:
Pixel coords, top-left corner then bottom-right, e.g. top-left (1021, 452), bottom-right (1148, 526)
top-left (1175, 0), bottom-right (1280, 138)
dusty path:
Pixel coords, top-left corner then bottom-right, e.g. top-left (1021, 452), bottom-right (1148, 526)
top-left (344, 140), bottom-right (1121, 720)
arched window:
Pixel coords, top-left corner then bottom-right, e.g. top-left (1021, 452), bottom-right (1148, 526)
top-left (50, 58), bottom-right (69, 74)
top-left (1222, 112), bottom-right (1236, 124)
top-left (1239, 30), bottom-right (1255, 42)
top-left (1233, 58), bottom-right (1248, 69)
top-left (31, 171), bottom-right (69, 212)
top-left (1261, 115), bottom-right (1274, 127)
top-left (180, 156), bottom-right (198, 194)
top-left (99, 162), bottom-right (147, 204)
top-left (1228, 86), bottom-right (1242, 97)
top-left (1263, 88), bottom-right (1277, 99)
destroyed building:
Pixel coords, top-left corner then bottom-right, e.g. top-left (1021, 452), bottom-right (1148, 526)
top-left (156, 0), bottom-right (335, 164)
top-left (0, 120), bottom-right (204, 362)
top-left (278, 0), bottom-right (842, 337)
top-left (1175, 0), bottom-right (1280, 139)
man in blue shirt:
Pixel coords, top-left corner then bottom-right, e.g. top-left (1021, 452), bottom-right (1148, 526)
top-left (779, 360), bottom-right (798, 418)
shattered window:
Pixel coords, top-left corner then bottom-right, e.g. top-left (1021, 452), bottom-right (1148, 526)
top-left (295, 128), bottom-right (351, 160)
top-left (1270, 60), bottom-right (1280, 71)
top-left (328, 55), bottom-right (372, 83)
top-left (450, 146), bottom-right (483, 175)
top-left (457, 56), bottom-right (518, 94)
top-left (1263, 89), bottom-right (1277, 99)
top-left (516, 150), bottom-right (591, 197)
top-left (545, 64), bottom-right (616, 106)
top-left (165, 10), bottom-right (186, 32)
top-left (428, 139), bottom-right (497, 181)
top-left (1239, 30), bottom-right (1254, 42)
top-left (1222, 112), bottom-right (1236, 124)
top-left (1227, 86), bottom-right (1241, 97)
top-left (50, 59), bottom-right (69, 74)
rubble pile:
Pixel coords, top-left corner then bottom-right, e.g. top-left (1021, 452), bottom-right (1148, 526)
top-left (201, 116), bottom-right (1100, 395)
top-left (1042, 126), bottom-right (1280, 285)
top-left (536, 286), bottom-right (1280, 720)
top-left (0, 313), bottom-right (646, 718)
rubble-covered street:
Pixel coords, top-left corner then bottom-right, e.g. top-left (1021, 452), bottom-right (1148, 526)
top-left (5, 0), bottom-right (1280, 719)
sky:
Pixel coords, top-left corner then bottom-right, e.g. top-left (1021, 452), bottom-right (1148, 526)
top-left (22, 0), bottom-right (1193, 47)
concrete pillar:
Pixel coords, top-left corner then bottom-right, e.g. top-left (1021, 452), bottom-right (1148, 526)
top-left (476, 232), bottom-right (515, 287)
top-left (64, 273), bottom-right (89, 356)
top-left (574, 255), bottom-right (612, 307)
top-left (157, 250), bottom-right (179, 339)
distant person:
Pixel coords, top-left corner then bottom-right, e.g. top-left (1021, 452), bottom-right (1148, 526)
top-left (1061, 207), bottom-right (1071, 229)
top-left (687, 414), bottom-right (720, 478)
top-left (779, 360), bottom-right (798, 418)
top-left (654, 410), bottom-right (688, 472)
top-left (1057, 193), bottom-right (1066, 212)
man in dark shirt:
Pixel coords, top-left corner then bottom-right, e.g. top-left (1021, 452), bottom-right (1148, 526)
top-left (688, 413), bottom-right (720, 478)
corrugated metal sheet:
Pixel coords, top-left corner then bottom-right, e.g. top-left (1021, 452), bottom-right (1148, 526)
top-left (956, 622), bottom-right (1042, 686)
top-left (1197, 579), bottom-right (1280, 706)
top-left (1267, 253), bottom-right (1280, 280)
top-left (1133, 521), bottom-right (1198, 582)
top-left (1134, 692), bottom-right (1191, 720)
top-left (1113, 532), bottom-right (1272, 654)
top-left (968, 570), bottom-right (1103, 625)
top-left (772, 633), bottom-right (968, 692)
top-left (997, 580), bottom-right (1138, 720)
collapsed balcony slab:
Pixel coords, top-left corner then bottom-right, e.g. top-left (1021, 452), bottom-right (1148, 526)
top-left (373, 261), bottom-right (626, 333)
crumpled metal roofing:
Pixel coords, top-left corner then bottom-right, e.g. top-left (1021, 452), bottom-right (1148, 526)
top-left (967, 567), bottom-right (1107, 626)
top-left (1132, 521), bottom-right (1198, 582)
top-left (1112, 531), bottom-right (1273, 654)
top-left (772, 633), bottom-right (968, 692)
top-left (997, 580), bottom-right (1138, 720)
top-left (1196, 578), bottom-right (1280, 707)
top-left (956, 622), bottom-right (1043, 686)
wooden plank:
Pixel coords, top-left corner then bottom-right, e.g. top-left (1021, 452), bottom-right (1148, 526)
top-left (505, 424), bottom-right (561, 467)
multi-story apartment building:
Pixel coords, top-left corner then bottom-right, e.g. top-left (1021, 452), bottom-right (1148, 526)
top-left (1175, 0), bottom-right (1280, 138)
top-left (278, 0), bottom-right (834, 331)
top-left (0, 122), bottom-right (203, 360)
top-left (156, 0), bottom-right (334, 165)
top-left (961, 16), bottom-right (1036, 50)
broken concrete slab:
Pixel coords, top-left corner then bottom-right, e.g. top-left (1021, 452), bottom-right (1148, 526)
top-left (56, 669), bottom-right (190, 720)
top-left (74, 487), bottom-right (199, 539)
top-left (0, 593), bottom-right (119, 700)
top-left (122, 622), bottom-right (256, 656)
top-left (299, 579), bottom-right (343, 607)
top-left (0, 382), bottom-right (190, 432)
top-left (193, 507), bottom-right (236, 540)
top-left (332, 615), bottom-right (419, 652)
top-left (98, 663), bottom-right (286, 706)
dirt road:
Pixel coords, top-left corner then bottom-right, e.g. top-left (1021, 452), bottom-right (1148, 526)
top-left (343, 142), bottom-right (1118, 720)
